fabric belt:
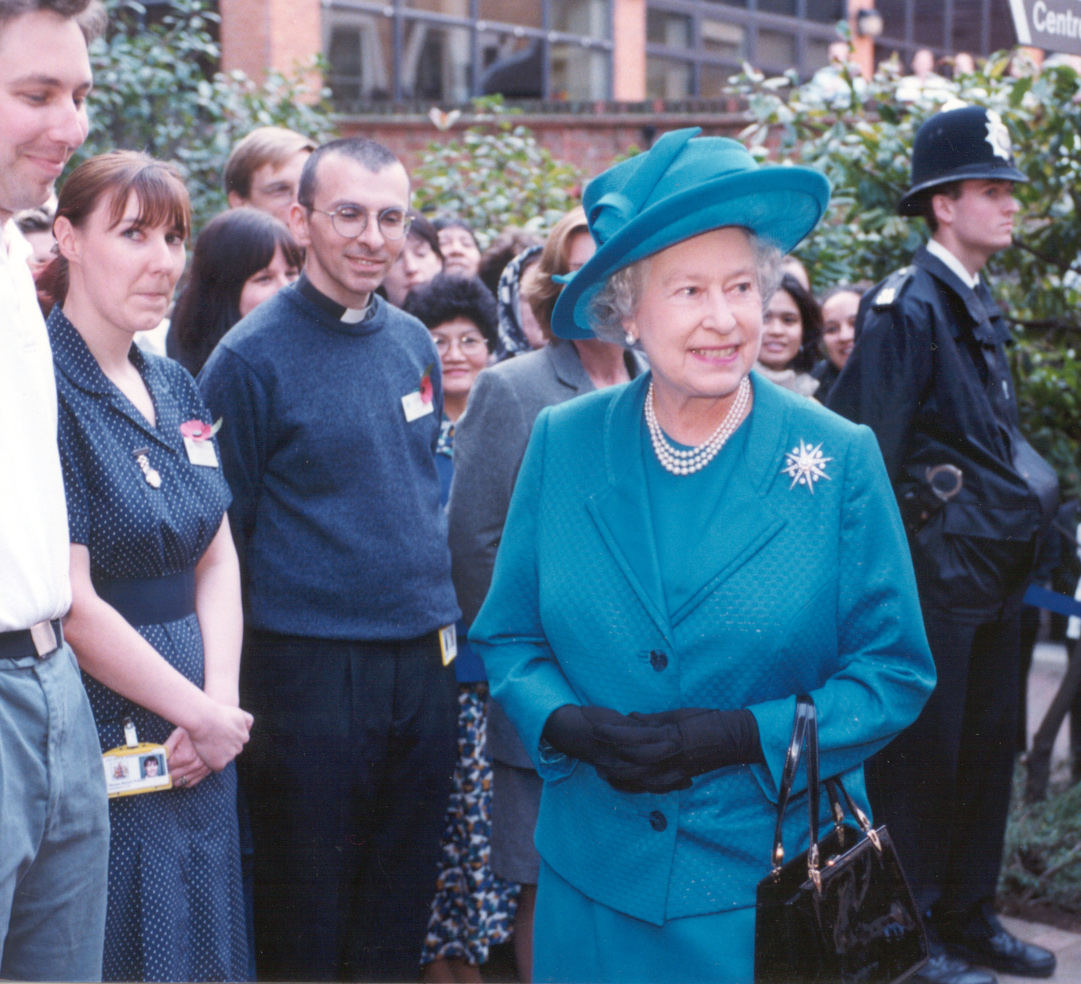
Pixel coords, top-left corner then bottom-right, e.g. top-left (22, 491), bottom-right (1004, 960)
top-left (0, 619), bottom-right (64, 660)
top-left (94, 570), bottom-right (197, 625)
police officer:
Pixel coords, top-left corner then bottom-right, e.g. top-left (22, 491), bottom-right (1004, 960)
top-left (830, 105), bottom-right (1058, 984)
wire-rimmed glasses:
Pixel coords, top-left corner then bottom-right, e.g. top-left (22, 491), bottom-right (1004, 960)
top-left (301, 201), bottom-right (412, 240)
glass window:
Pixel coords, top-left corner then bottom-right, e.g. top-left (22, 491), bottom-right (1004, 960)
top-left (400, 21), bottom-right (472, 101)
top-left (701, 17), bottom-right (745, 61)
top-left (756, 28), bottom-right (795, 70)
top-left (699, 62), bottom-right (735, 98)
top-left (325, 11), bottom-right (394, 104)
top-left (478, 29), bottom-right (544, 98)
top-left (552, 0), bottom-right (610, 38)
top-left (805, 35), bottom-right (833, 74)
top-left (478, 0), bottom-right (542, 28)
top-left (805, 0), bottom-right (845, 23)
top-left (874, 0), bottom-right (908, 35)
top-left (549, 42), bottom-right (609, 99)
top-left (647, 9), bottom-right (692, 47)
top-left (758, 0), bottom-right (796, 15)
top-left (646, 55), bottom-right (692, 99)
top-left (403, 0), bottom-right (470, 15)
top-left (913, 5), bottom-right (943, 45)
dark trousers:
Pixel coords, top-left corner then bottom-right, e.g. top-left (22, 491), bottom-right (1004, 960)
top-left (865, 607), bottom-right (1020, 919)
top-left (240, 630), bottom-right (458, 982)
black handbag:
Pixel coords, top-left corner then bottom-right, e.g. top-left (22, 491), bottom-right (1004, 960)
top-left (754, 695), bottom-right (929, 984)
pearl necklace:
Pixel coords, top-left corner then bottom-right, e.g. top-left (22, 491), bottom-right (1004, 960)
top-left (645, 377), bottom-right (750, 476)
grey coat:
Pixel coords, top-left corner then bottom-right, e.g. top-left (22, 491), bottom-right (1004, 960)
top-left (448, 339), bottom-right (646, 765)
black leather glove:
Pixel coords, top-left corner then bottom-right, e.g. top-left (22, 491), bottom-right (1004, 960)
top-left (541, 705), bottom-right (642, 773)
top-left (592, 707), bottom-right (762, 793)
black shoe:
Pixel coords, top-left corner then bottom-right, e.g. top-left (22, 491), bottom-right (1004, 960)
top-left (938, 906), bottom-right (1056, 979)
top-left (913, 952), bottom-right (997, 984)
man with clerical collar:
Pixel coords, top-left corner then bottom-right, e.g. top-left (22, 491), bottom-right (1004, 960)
top-left (199, 137), bottom-right (460, 982)
top-left (830, 105), bottom-right (1058, 984)
top-left (0, 1), bottom-right (110, 979)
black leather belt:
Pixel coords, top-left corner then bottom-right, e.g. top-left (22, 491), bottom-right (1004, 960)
top-left (0, 619), bottom-right (63, 660)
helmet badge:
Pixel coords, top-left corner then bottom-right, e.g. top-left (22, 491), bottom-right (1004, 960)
top-left (985, 110), bottom-right (1013, 162)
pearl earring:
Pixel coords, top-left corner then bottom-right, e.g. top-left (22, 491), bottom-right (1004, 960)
top-left (624, 332), bottom-right (636, 346)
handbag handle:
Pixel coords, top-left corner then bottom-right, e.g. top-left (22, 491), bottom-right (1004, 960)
top-left (825, 776), bottom-right (882, 853)
top-left (770, 694), bottom-right (820, 879)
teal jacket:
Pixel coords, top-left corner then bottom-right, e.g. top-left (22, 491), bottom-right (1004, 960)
top-left (471, 372), bottom-right (935, 926)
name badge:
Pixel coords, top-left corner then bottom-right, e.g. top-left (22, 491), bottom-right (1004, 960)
top-left (402, 390), bottom-right (434, 422)
top-left (439, 624), bottom-right (458, 666)
top-left (184, 436), bottom-right (218, 468)
top-left (103, 718), bottom-right (171, 798)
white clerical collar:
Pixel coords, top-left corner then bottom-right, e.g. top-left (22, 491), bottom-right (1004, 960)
top-left (295, 272), bottom-right (373, 322)
top-left (926, 238), bottom-right (980, 290)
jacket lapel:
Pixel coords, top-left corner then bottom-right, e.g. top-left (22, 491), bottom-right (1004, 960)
top-left (586, 373), bottom-right (792, 634)
top-left (548, 338), bottom-right (594, 395)
top-left (586, 375), bottom-right (671, 639)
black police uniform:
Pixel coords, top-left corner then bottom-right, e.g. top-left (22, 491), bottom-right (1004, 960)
top-left (829, 245), bottom-right (1058, 920)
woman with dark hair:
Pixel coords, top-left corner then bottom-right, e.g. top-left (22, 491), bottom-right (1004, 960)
top-left (167, 206), bottom-right (302, 376)
top-left (811, 282), bottom-right (868, 403)
top-left (382, 211), bottom-right (444, 307)
top-left (479, 227), bottom-right (543, 297)
top-left (46, 150), bottom-right (252, 981)
top-left (435, 216), bottom-right (483, 279)
top-left (402, 275), bottom-right (517, 983)
top-left (755, 271), bottom-right (823, 397)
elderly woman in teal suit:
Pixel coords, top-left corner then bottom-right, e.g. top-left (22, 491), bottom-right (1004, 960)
top-left (469, 127), bottom-right (936, 983)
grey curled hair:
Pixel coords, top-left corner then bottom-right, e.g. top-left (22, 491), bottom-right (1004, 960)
top-left (588, 231), bottom-right (784, 347)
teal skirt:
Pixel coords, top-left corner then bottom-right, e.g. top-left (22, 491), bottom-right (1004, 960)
top-left (534, 861), bottom-right (756, 983)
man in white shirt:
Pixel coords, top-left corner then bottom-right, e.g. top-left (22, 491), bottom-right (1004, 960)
top-left (0, 2), bottom-right (110, 979)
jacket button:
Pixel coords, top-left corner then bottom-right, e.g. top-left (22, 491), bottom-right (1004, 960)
top-left (649, 650), bottom-right (668, 671)
top-left (649, 810), bottom-right (667, 832)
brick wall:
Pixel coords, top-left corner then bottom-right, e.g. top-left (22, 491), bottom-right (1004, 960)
top-left (338, 106), bottom-right (750, 181)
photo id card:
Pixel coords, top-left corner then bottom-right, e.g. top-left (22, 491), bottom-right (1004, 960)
top-left (103, 742), bottom-right (172, 798)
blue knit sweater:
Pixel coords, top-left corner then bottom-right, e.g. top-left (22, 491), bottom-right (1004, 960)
top-left (199, 282), bottom-right (460, 641)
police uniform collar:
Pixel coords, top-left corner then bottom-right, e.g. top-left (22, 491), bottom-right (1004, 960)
top-left (914, 247), bottom-right (1008, 346)
top-left (295, 272), bottom-right (372, 323)
top-left (926, 238), bottom-right (979, 290)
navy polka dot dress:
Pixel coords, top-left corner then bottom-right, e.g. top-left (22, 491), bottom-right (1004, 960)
top-left (49, 308), bottom-right (248, 983)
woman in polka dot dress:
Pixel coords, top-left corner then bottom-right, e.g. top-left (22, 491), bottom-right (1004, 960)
top-left (44, 152), bottom-right (253, 982)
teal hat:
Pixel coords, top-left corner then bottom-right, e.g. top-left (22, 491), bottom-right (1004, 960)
top-left (551, 127), bottom-right (831, 340)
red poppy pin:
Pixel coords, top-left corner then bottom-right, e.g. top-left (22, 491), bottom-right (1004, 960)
top-left (180, 418), bottom-right (223, 442)
top-left (419, 364), bottom-right (434, 404)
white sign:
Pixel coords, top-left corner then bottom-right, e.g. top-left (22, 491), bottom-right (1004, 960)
top-left (1009, 0), bottom-right (1081, 55)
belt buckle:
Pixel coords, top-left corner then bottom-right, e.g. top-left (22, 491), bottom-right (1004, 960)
top-left (29, 620), bottom-right (58, 658)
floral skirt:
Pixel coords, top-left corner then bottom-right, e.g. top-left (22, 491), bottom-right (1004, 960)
top-left (420, 683), bottom-right (520, 966)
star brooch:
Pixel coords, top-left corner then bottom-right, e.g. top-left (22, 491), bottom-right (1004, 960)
top-left (781, 440), bottom-right (832, 493)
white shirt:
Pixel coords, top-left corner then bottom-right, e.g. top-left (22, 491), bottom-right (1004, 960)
top-left (0, 218), bottom-right (71, 630)
top-left (927, 237), bottom-right (980, 290)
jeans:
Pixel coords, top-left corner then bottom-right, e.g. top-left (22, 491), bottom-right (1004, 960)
top-left (0, 641), bottom-right (110, 982)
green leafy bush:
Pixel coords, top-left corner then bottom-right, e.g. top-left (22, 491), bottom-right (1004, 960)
top-left (411, 97), bottom-right (581, 248)
top-left (1001, 765), bottom-right (1081, 913)
top-left (79, 0), bottom-right (337, 233)
top-left (735, 54), bottom-right (1081, 497)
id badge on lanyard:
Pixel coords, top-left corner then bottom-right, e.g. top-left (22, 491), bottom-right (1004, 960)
top-left (103, 717), bottom-right (172, 798)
